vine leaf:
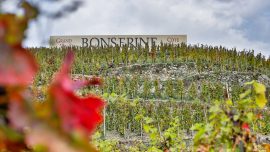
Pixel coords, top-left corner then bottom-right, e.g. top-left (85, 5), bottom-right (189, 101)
top-left (255, 94), bottom-right (267, 109)
top-left (253, 82), bottom-right (266, 94)
top-left (49, 51), bottom-right (105, 135)
top-left (245, 81), bottom-right (267, 108)
top-left (253, 81), bottom-right (267, 108)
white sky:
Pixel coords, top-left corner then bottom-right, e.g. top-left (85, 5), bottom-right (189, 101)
top-left (3, 0), bottom-right (270, 56)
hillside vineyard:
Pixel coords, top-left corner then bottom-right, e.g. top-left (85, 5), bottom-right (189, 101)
top-left (30, 44), bottom-right (270, 151)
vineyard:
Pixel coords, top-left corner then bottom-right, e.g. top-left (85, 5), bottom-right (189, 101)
top-left (29, 45), bottom-right (270, 151)
top-left (1, 1), bottom-right (270, 151)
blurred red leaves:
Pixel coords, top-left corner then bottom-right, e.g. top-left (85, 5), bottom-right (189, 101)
top-left (0, 3), bottom-right (39, 151)
top-left (0, 15), bottom-right (38, 107)
top-left (0, 14), bottom-right (38, 87)
top-left (0, 45), bottom-right (38, 87)
top-left (0, 1), bottom-right (104, 151)
top-left (49, 51), bottom-right (105, 135)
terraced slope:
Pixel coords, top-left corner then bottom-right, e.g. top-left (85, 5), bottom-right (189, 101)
top-left (30, 45), bottom-right (270, 150)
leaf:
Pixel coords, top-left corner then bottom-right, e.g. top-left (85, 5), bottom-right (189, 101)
top-left (256, 94), bottom-right (267, 108)
top-left (25, 127), bottom-right (97, 152)
top-left (226, 100), bottom-right (233, 106)
top-left (239, 89), bottom-right (251, 99)
top-left (8, 101), bottom-right (31, 130)
top-left (49, 51), bottom-right (105, 135)
top-left (253, 82), bottom-right (266, 94)
top-left (144, 117), bottom-right (154, 124)
top-left (0, 45), bottom-right (38, 86)
top-left (191, 123), bottom-right (203, 131)
top-left (245, 81), bottom-right (268, 108)
top-left (143, 125), bottom-right (151, 133)
top-left (149, 132), bottom-right (158, 140)
top-left (233, 115), bottom-right (240, 121)
top-left (244, 81), bottom-right (255, 85)
top-left (110, 93), bottom-right (117, 98)
top-left (102, 93), bottom-right (109, 98)
top-left (193, 127), bottom-right (206, 143)
top-left (32, 145), bottom-right (48, 152)
top-left (246, 112), bottom-right (254, 122)
top-left (0, 126), bottom-right (23, 141)
top-left (134, 115), bottom-right (142, 121)
top-left (209, 105), bottom-right (220, 113)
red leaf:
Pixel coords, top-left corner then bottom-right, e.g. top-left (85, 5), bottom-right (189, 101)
top-left (8, 101), bottom-right (31, 130)
top-left (0, 14), bottom-right (37, 87)
top-left (49, 51), bottom-right (105, 135)
top-left (0, 45), bottom-right (38, 86)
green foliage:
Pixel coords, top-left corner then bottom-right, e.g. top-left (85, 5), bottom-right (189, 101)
top-left (192, 81), bottom-right (268, 151)
top-left (92, 132), bottom-right (120, 152)
top-left (143, 117), bottom-right (186, 152)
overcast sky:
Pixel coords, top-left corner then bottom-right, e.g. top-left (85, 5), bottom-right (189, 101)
top-left (3, 0), bottom-right (270, 56)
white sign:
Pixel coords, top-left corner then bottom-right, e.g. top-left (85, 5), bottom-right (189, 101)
top-left (50, 35), bottom-right (187, 48)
